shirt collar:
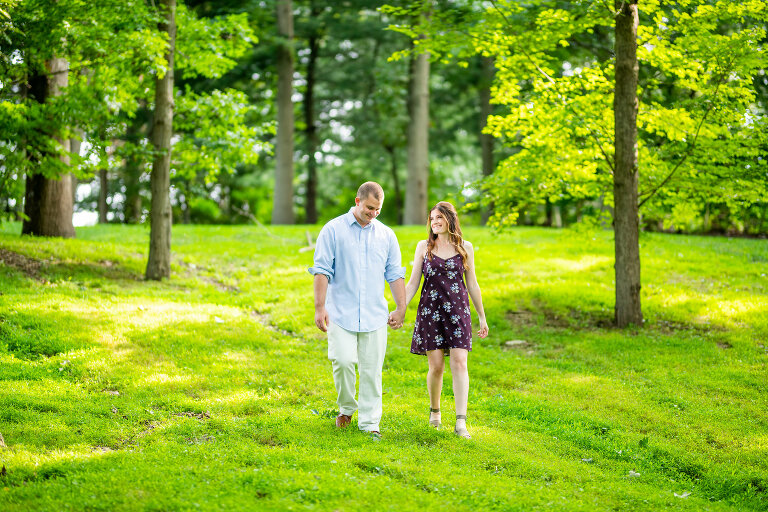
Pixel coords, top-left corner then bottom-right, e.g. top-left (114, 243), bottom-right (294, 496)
top-left (346, 207), bottom-right (375, 229)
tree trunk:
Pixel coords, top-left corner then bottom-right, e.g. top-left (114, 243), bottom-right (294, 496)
top-left (385, 144), bottom-right (403, 224)
top-left (479, 56), bottom-right (495, 224)
top-left (303, 1), bottom-right (320, 224)
top-left (70, 135), bottom-right (81, 208)
top-left (123, 102), bottom-right (148, 224)
top-left (273, 0), bottom-right (295, 224)
top-left (22, 57), bottom-right (75, 238)
top-left (98, 168), bottom-right (108, 223)
top-left (146, 0), bottom-right (176, 280)
top-left (613, 0), bottom-right (642, 327)
top-left (404, 47), bottom-right (430, 225)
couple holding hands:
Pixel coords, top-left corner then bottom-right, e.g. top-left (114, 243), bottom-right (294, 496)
top-left (309, 181), bottom-right (488, 439)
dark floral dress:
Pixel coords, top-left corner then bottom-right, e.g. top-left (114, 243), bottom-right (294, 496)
top-left (410, 253), bottom-right (472, 355)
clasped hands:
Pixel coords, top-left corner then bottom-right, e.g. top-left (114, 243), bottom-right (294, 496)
top-left (388, 308), bottom-right (406, 330)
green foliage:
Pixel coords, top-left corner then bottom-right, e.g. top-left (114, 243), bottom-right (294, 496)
top-left (389, 0), bottom-right (768, 233)
top-left (174, 87), bottom-right (268, 180)
top-left (176, 4), bottom-right (255, 79)
top-left (0, 0), bottom-right (261, 223)
top-left (0, 224), bottom-right (767, 509)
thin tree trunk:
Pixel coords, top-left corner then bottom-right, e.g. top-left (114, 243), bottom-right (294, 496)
top-left (479, 56), bottom-right (495, 225)
top-left (123, 102), bottom-right (147, 223)
top-left (98, 168), bottom-right (108, 223)
top-left (70, 135), bottom-right (81, 208)
top-left (22, 56), bottom-right (75, 238)
top-left (404, 46), bottom-right (430, 225)
top-left (273, 0), bottom-right (295, 224)
top-left (385, 144), bottom-right (403, 224)
top-left (146, 0), bottom-right (176, 280)
top-left (613, 0), bottom-right (642, 327)
top-left (304, 1), bottom-right (320, 224)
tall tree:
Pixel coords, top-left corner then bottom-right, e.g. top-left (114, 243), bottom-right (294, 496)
top-left (21, 56), bottom-right (75, 238)
top-left (390, 0), bottom-right (768, 324)
top-left (404, 42), bottom-right (430, 224)
top-left (146, 0), bottom-right (176, 280)
top-left (273, 0), bottom-right (295, 224)
top-left (613, 0), bottom-right (641, 326)
top-left (302, 0), bottom-right (320, 224)
top-left (478, 55), bottom-right (495, 224)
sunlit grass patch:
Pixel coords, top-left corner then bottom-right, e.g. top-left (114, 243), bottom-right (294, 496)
top-left (1, 224), bottom-right (766, 511)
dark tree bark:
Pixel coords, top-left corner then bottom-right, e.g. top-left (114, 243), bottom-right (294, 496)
top-left (123, 105), bottom-right (148, 224)
top-left (146, 0), bottom-right (176, 280)
top-left (70, 135), bottom-right (81, 208)
top-left (479, 55), bottom-right (495, 224)
top-left (385, 144), bottom-right (403, 223)
top-left (303, 0), bottom-right (320, 224)
top-left (404, 46), bottom-right (430, 225)
top-left (613, 0), bottom-right (642, 327)
top-left (273, 0), bottom-right (295, 224)
top-left (98, 168), bottom-right (108, 223)
top-left (22, 57), bottom-right (75, 238)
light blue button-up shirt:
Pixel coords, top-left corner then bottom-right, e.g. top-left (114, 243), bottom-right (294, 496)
top-left (308, 208), bottom-right (406, 333)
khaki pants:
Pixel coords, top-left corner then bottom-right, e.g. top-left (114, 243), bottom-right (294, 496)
top-left (327, 322), bottom-right (388, 432)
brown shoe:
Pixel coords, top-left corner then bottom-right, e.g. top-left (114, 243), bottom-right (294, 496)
top-left (335, 414), bottom-right (352, 428)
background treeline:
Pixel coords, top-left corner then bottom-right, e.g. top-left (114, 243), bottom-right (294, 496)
top-left (1, 0), bottom-right (766, 235)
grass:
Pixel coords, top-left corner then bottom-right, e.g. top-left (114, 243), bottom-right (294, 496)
top-left (0, 221), bottom-right (766, 511)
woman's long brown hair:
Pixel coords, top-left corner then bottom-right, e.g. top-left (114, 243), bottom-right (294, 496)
top-left (426, 201), bottom-right (468, 266)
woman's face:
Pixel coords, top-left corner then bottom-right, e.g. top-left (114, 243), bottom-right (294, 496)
top-left (430, 210), bottom-right (449, 235)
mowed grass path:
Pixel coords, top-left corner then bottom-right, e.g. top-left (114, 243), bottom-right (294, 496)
top-left (0, 223), bottom-right (766, 511)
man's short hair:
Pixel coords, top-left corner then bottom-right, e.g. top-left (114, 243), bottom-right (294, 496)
top-left (356, 181), bottom-right (384, 201)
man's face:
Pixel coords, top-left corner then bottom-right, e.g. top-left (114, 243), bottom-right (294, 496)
top-left (354, 195), bottom-right (383, 226)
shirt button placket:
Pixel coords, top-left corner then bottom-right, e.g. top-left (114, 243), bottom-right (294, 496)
top-left (359, 226), bottom-right (368, 331)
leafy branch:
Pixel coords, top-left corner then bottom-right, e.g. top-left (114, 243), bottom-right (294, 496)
top-left (488, 0), bottom-right (616, 173)
top-left (638, 54), bottom-right (736, 208)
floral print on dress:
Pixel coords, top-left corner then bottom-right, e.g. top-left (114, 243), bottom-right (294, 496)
top-left (410, 250), bottom-right (473, 356)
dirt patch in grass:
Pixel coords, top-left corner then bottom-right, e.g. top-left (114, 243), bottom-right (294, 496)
top-left (506, 306), bottom-right (613, 330)
top-left (174, 411), bottom-right (211, 420)
top-left (0, 247), bottom-right (45, 281)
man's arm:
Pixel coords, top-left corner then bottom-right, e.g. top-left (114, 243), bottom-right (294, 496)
top-left (313, 273), bottom-right (330, 332)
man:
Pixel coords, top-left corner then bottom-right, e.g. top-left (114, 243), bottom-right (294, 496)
top-left (308, 181), bottom-right (406, 437)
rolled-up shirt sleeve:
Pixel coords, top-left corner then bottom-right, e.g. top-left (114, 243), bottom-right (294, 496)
top-left (384, 230), bottom-right (406, 283)
top-left (308, 225), bottom-right (335, 283)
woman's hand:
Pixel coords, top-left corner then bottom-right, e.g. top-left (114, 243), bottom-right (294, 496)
top-left (477, 317), bottom-right (489, 338)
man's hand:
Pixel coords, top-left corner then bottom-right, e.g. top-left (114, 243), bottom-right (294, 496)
top-left (388, 307), bottom-right (406, 330)
top-left (315, 306), bottom-right (330, 332)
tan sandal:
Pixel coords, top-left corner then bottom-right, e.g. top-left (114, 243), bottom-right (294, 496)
top-left (454, 414), bottom-right (471, 439)
top-left (429, 408), bottom-right (442, 429)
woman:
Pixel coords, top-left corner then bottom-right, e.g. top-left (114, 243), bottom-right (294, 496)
top-left (404, 201), bottom-right (489, 439)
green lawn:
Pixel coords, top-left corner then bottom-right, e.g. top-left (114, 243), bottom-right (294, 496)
top-left (0, 222), bottom-right (766, 511)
